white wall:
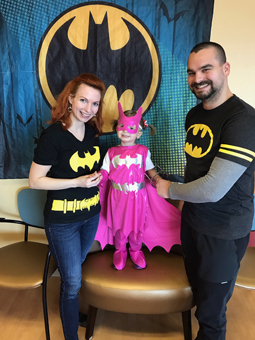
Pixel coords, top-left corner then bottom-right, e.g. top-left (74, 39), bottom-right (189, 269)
top-left (211, 0), bottom-right (255, 108)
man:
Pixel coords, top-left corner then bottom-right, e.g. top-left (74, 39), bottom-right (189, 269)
top-left (157, 42), bottom-right (255, 340)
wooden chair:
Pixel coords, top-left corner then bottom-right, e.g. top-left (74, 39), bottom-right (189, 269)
top-left (80, 246), bottom-right (194, 340)
top-left (235, 246), bottom-right (255, 290)
top-left (236, 194), bottom-right (255, 290)
top-left (0, 188), bottom-right (57, 340)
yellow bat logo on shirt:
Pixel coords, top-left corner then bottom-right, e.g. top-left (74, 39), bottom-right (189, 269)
top-left (185, 124), bottom-right (213, 158)
top-left (69, 146), bottom-right (100, 172)
top-left (80, 193), bottom-right (100, 211)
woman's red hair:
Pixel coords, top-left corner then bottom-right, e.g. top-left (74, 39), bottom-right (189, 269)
top-left (49, 73), bottom-right (105, 136)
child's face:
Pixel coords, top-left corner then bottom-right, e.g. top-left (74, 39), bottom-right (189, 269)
top-left (117, 124), bottom-right (142, 146)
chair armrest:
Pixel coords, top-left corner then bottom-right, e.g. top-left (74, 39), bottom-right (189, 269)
top-left (0, 218), bottom-right (45, 230)
top-left (0, 218), bottom-right (25, 225)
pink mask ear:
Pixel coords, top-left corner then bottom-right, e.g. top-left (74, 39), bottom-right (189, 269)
top-left (118, 102), bottom-right (124, 119)
top-left (136, 106), bottom-right (143, 122)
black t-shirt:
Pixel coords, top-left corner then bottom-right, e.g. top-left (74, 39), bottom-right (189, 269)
top-left (183, 95), bottom-right (255, 239)
top-left (33, 122), bottom-right (101, 223)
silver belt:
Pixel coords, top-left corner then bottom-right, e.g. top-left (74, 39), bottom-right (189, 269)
top-left (112, 181), bottom-right (145, 193)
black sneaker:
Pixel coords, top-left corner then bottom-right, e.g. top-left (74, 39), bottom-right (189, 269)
top-left (79, 312), bottom-right (87, 328)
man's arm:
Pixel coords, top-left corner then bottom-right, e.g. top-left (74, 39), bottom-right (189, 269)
top-left (156, 157), bottom-right (247, 203)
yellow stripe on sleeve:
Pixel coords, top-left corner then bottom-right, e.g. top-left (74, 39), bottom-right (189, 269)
top-left (219, 149), bottom-right (253, 162)
top-left (220, 144), bottom-right (255, 157)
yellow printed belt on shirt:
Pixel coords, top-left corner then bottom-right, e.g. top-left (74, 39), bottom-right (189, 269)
top-left (111, 181), bottom-right (145, 193)
top-left (51, 192), bottom-right (99, 214)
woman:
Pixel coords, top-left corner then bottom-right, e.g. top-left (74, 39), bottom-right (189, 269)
top-left (29, 73), bottom-right (105, 340)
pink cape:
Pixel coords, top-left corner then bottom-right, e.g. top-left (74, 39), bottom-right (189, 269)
top-left (95, 178), bottom-right (181, 252)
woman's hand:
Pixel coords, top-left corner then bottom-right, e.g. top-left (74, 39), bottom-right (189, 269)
top-left (29, 162), bottom-right (102, 190)
top-left (76, 171), bottom-right (102, 188)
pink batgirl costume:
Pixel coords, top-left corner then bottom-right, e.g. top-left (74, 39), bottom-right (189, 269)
top-left (95, 103), bottom-right (181, 270)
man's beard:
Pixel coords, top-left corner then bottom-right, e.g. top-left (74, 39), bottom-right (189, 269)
top-left (191, 81), bottom-right (218, 101)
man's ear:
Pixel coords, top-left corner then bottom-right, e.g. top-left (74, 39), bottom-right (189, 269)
top-left (223, 62), bottom-right (230, 77)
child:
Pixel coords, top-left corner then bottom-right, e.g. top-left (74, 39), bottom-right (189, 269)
top-left (95, 102), bottom-right (181, 270)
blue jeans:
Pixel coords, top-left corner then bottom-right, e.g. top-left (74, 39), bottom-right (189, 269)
top-left (44, 213), bottom-right (100, 340)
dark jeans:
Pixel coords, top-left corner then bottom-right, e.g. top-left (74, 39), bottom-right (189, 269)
top-left (181, 218), bottom-right (249, 340)
top-left (45, 213), bottom-right (100, 340)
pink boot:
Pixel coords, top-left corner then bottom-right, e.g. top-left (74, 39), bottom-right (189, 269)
top-left (113, 249), bottom-right (127, 270)
top-left (129, 249), bottom-right (147, 269)
top-left (113, 230), bottom-right (127, 270)
top-left (128, 231), bottom-right (147, 269)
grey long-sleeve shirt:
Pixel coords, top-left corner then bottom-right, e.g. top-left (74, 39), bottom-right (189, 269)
top-left (169, 157), bottom-right (247, 203)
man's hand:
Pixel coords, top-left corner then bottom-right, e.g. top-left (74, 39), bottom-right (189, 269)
top-left (156, 179), bottom-right (172, 198)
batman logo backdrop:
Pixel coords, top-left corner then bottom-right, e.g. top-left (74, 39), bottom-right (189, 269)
top-left (36, 2), bottom-right (161, 133)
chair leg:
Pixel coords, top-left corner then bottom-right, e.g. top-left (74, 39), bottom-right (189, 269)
top-left (85, 305), bottom-right (98, 340)
top-left (42, 251), bottom-right (52, 340)
top-left (181, 309), bottom-right (192, 340)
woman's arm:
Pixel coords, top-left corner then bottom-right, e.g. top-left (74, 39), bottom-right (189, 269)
top-left (29, 161), bottom-right (102, 190)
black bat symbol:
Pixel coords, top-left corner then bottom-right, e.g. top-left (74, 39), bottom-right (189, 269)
top-left (16, 113), bottom-right (34, 126)
top-left (26, 113), bottom-right (34, 124)
top-left (16, 113), bottom-right (24, 125)
top-left (173, 10), bottom-right (187, 21)
top-left (45, 12), bottom-right (152, 111)
top-left (160, 0), bottom-right (187, 23)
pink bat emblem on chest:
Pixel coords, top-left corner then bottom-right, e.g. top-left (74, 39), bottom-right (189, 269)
top-left (112, 154), bottom-right (143, 169)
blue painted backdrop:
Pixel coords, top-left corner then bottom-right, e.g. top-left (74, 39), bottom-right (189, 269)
top-left (0, 0), bottom-right (214, 179)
